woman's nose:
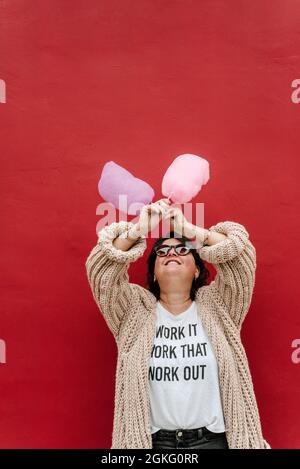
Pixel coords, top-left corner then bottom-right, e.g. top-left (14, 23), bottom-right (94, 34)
top-left (166, 246), bottom-right (179, 256)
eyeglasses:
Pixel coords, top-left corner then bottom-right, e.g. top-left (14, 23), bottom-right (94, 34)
top-left (154, 243), bottom-right (194, 257)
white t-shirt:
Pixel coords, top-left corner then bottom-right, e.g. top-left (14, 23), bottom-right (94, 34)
top-left (149, 300), bottom-right (226, 434)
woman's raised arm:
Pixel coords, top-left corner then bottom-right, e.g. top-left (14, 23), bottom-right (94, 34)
top-left (197, 221), bottom-right (257, 330)
top-left (85, 198), bottom-right (171, 339)
top-left (85, 221), bottom-right (147, 340)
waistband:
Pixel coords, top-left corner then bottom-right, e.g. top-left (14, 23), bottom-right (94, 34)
top-left (152, 426), bottom-right (216, 439)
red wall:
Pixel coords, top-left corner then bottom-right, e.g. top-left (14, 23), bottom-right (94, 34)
top-left (1, 0), bottom-right (300, 449)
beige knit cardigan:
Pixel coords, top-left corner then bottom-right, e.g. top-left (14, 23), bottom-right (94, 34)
top-left (85, 220), bottom-right (271, 449)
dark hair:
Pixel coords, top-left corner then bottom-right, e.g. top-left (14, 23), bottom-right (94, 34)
top-left (146, 231), bottom-right (210, 301)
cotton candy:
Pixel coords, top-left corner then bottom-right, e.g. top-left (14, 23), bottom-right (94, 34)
top-left (162, 154), bottom-right (210, 203)
top-left (98, 161), bottom-right (155, 215)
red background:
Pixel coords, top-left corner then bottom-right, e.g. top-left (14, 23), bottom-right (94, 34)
top-left (1, 0), bottom-right (300, 449)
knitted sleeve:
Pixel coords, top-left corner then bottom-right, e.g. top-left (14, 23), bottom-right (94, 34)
top-left (198, 221), bottom-right (257, 329)
top-left (85, 221), bottom-right (147, 340)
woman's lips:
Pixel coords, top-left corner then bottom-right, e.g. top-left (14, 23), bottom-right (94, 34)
top-left (164, 259), bottom-right (181, 265)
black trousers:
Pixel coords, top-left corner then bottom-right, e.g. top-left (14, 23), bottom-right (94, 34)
top-left (151, 426), bottom-right (229, 449)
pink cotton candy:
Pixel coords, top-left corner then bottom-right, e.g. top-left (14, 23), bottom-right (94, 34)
top-left (98, 161), bottom-right (155, 215)
top-left (162, 153), bottom-right (210, 203)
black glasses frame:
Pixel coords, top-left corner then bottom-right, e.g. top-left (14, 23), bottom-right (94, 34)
top-left (154, 243), bottom-right (194, 257)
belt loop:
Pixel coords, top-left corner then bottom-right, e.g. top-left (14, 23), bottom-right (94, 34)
top-left (198, 428), bottom-right (203, 438)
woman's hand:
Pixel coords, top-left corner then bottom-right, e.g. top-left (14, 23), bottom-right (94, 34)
top-left (164, 205), bottom-right (196, 239)
top-left (134, 198), bottom-right (171, 237)
top-left (165, 206), bottom-right (214, 246)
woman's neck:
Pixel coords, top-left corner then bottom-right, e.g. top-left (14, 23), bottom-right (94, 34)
top-left (159, 294), bottom-right (192, 315)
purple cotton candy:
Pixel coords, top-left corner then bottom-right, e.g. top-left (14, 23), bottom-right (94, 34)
top-left (98, 161), bottom-right (155, 215)
top-left (162, 153), bottom-right (210, 203)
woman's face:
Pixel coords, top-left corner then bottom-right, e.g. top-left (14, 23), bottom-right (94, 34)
top-left (154, 238), bottom-right (199, 286)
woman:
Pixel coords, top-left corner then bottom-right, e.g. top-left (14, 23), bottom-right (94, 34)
top-left (85, 198), bottom-right (271, 449)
